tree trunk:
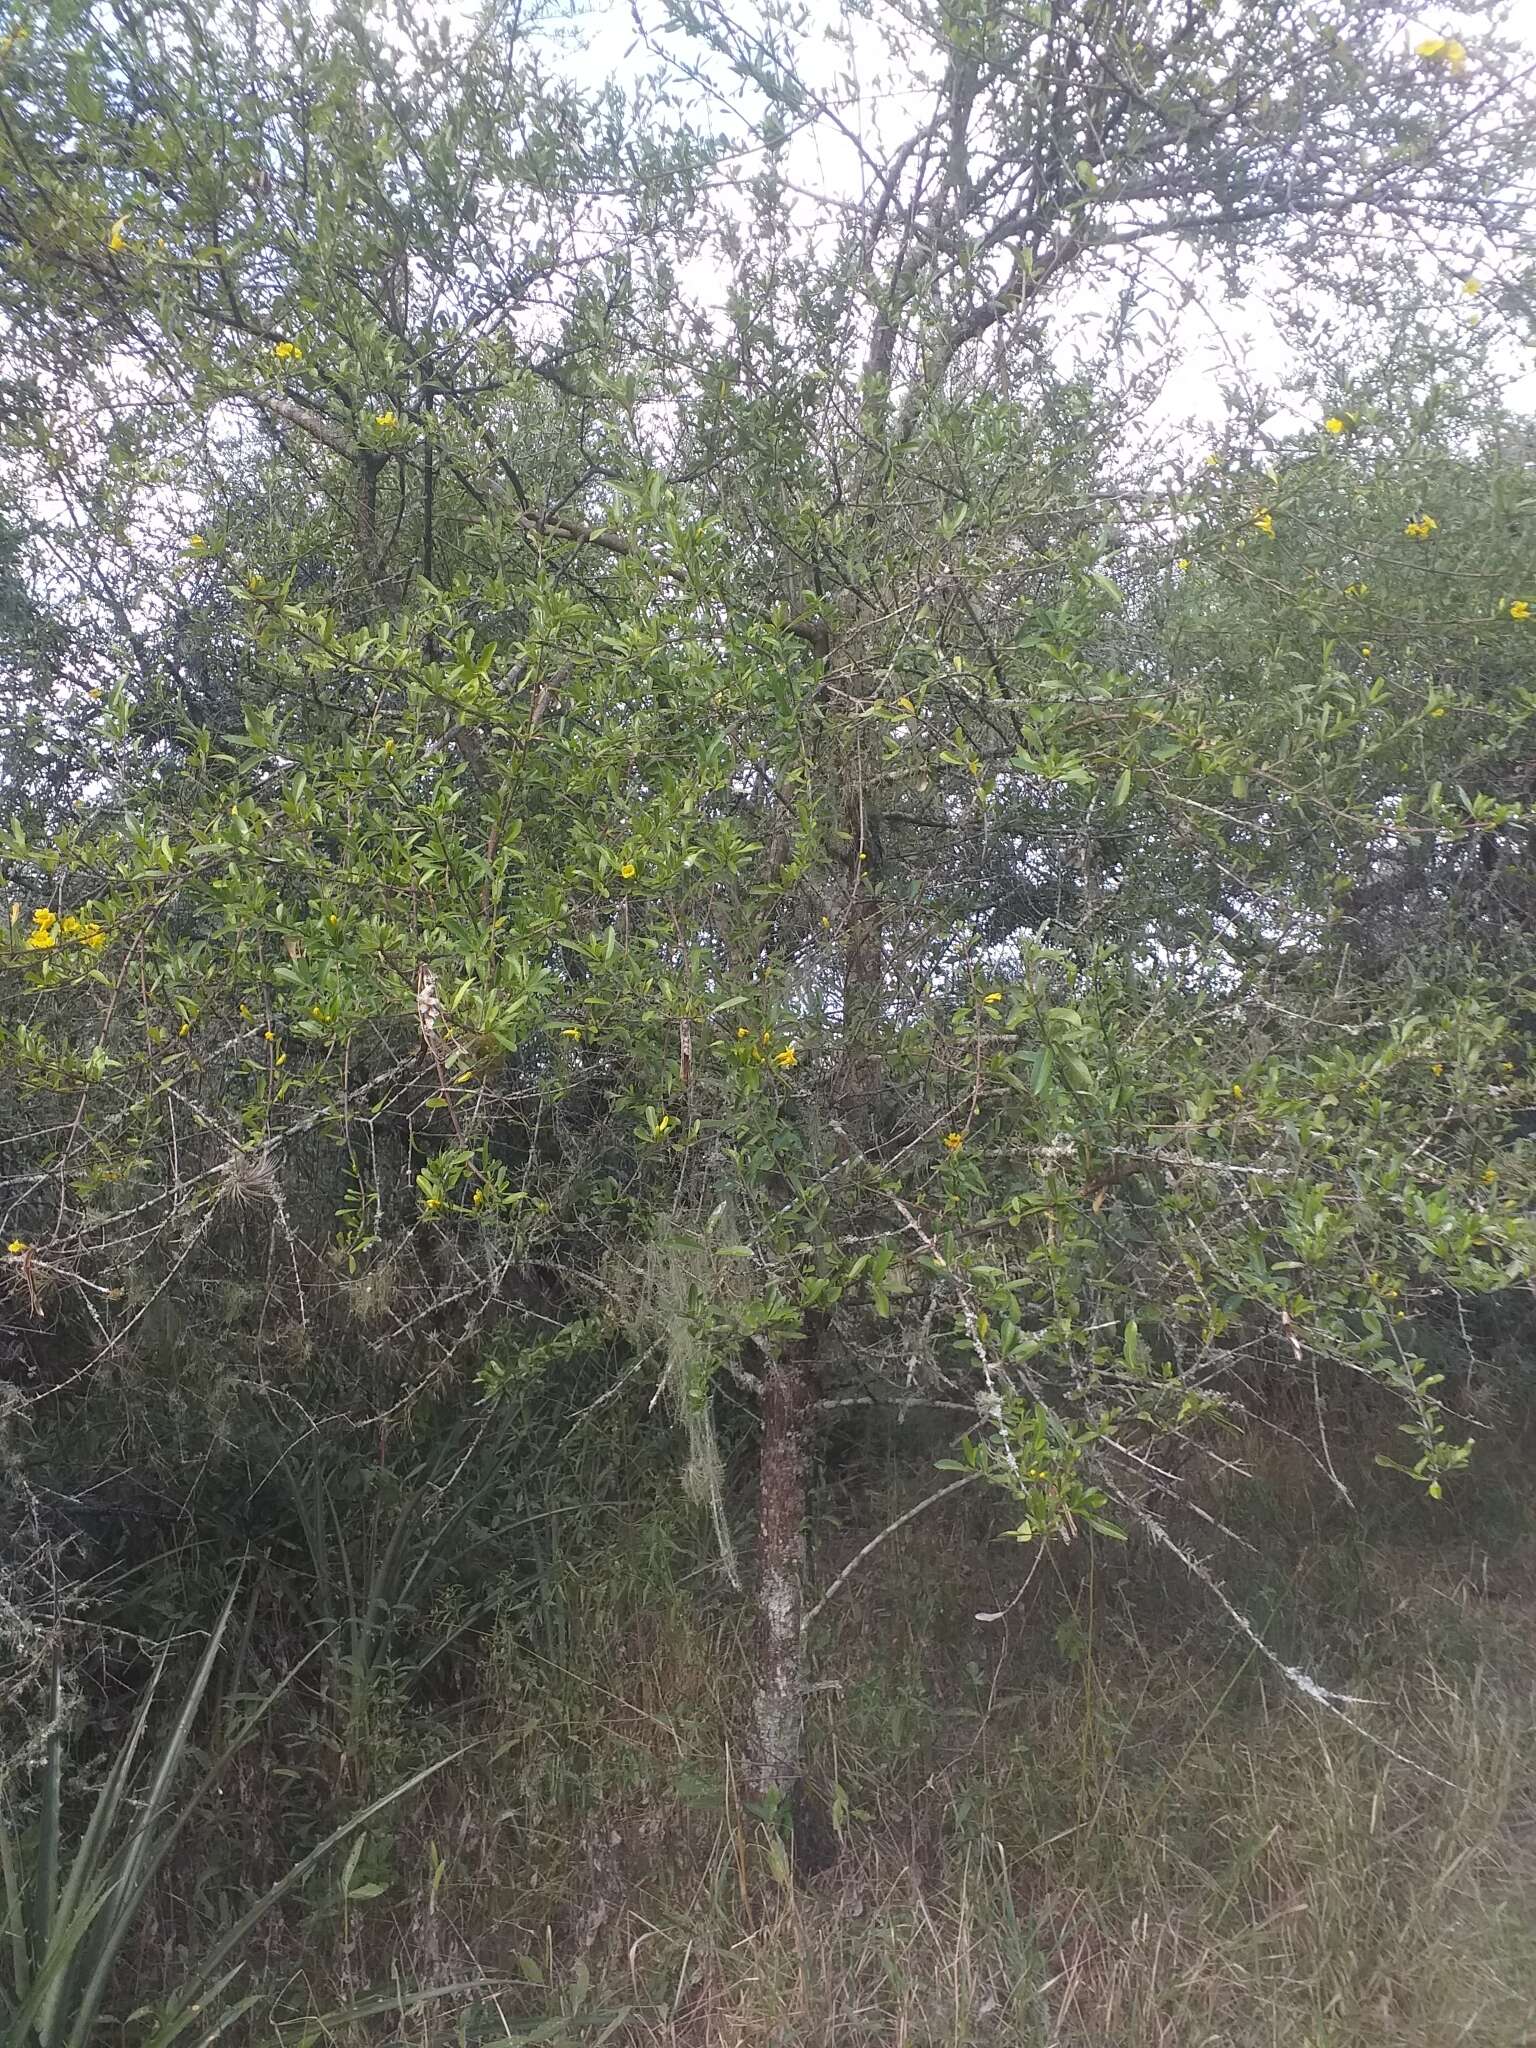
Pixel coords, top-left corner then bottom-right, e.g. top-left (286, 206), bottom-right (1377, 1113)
top-left (750, 1334), bottom-right (815, 1802)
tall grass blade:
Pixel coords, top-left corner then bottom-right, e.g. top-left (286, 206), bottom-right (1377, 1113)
top-left (64, 1590), bottom-right (241, 2046)
top-left (158, 1743), bottom-right (467, 2020)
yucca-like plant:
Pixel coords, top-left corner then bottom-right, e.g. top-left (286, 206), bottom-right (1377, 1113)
top-left (0, 1590), bottom-right (453, 2047)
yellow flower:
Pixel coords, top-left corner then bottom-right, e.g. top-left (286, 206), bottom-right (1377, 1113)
top-left (943, 1131), bottom-right (964, 1152)
top-left (736, 1025), bottom-right (750, 1038)
top-left (187, 534), bottom-right (206, 551)
top-left (7, 1241), bottom-right (25, 1255)
top-left (1176, 557), bottom-right (1190, 571)
top-left (32, 907), bottom-right (55, 929)
top-left (1324, 416), bottom-right (1346, 435)
top-left (471, 1187), bottom-right (484, 1205)
top-left (1404, 514), bottom-right (1438, 540)
top-left (561, 1026), bottom-right (581, 1040)
top-left (374, 410), bottom-right (398, 428)
top-left (1253, 508), bottom-right (1275, 537)
top-left (983, 990), bottom-right (1002, 1005)
top-left (1462, 277), bottom-right (1482, 296)
top-left (1416, 35), bottom-right (1466, 71)
top-left (263, 1029), bottom-right (276, 1041)
top-left (1509, 600), bottom-right (1531, 621)
top-left (1429, 705), bottom-right (1447, 718)
top-left (773, 1045), bottom-right (797, 1069)
top-left (60, 916), bottom-right (80, 937)
top-left (618, 861), bottom-right (636, 880)
top-left (273, 339), bottom-right (303, 361)
top-left (83, 930), bottom-right (106, 949)
top-left (1482, 1168), bottom-right (1497, 1184)
top-left (24, 930), bottom-right (54, 951)
top-left (1231, 1083), bottom-right (1243, 1100)
top-left (1431, 1061), bottom-right (1444, 1076)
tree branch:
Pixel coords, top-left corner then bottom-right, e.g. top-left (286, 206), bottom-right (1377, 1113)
top-left (801, 1471), bottom-right (981, 1633)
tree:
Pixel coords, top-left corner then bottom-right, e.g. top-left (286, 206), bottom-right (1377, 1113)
top-left (2, 0), bottom-right (1534, 1813)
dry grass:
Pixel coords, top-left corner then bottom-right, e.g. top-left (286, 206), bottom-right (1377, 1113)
top-left (583, 1574), bottom-right (1536, 2047)
top-left (94, 1437), bottom-right (1536, 2046)
top-left (473, 1441), bottom-right (1536, 2048)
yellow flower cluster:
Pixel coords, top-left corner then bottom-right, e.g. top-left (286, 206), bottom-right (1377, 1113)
top-left (1404, 514), bottom-right (1438, 540)
top-left (733, 1025), bottom-right (797, 1069)
top-left (1324, 416), bottom-right (1346, 435)
top-left (1252, 508), bottom-right (1275, 538)
top-left (374, 410), bottom-right (398, 428)
top-left (1415, 35), bottom-right (1467, 73)
top-left (943, 1131), bottom-right (965, 1152)
top-left (273, 339), bottom-right (303, 362)
top-left (1509, 600), bottom-right (1531, 621)
top-left (21, 907), bottom-right (107, 952)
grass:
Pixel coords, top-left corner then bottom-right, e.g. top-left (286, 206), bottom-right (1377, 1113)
top-left (582, 1575), bottom-right (1536, 2047)
top-left (18, 1427), bottom-right (1536, 2046)
top-left (0, 1590), bottom-right (463, 2048)
top-left (506, 1440), bottom-right (1536, 2047)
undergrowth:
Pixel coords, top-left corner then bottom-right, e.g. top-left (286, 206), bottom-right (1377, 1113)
top-left (8, 1413), bottom-right (1536, 2047)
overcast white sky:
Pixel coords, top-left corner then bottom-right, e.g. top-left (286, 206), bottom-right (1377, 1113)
top-left (524, 0), bottom-right (1536, 443)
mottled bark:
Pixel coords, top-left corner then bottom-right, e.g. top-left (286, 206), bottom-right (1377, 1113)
top-left (750, 1335), bottom-right (815, 1801)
